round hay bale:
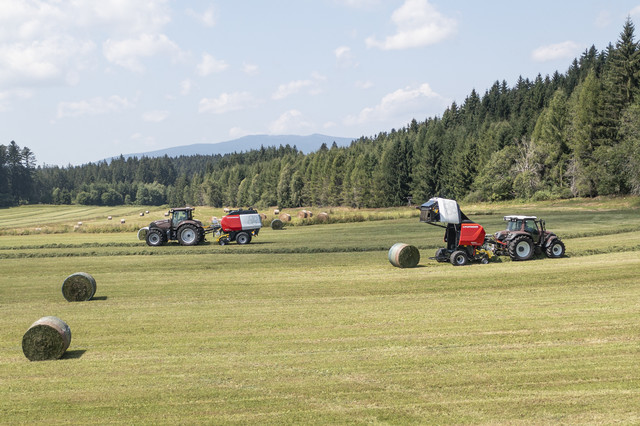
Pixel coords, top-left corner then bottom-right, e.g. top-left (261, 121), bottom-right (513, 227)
top-left (137, 227), bottom-right (149, 241)
top-left (279, 213), bottom-right (291, 222)
top-left (223, 208), bottom-right (230, 213)
top-left (62, 272), bottom-right (96, 302)
top-left (259, 213), bottom-right (267, 220)
top-left (297, 210), bottom-right (308, 219)
top-left (274, 209), bottom-right (280, 215)
top-left (22, 316), bottom-right (71, 361)
top-left (164, 212), bottom-right (169, 217)
top-left (107, 216), bottom-right (112, 220)
top-left (120, 218), bottom-right (126, 224)
top-left (145, 210), bottom-right (150, 214)
top-left (317, 212), bottom-right (329, 222)
top-left (271, 219), bottom-right (284, 230)
top-left (306, 211), bottom-right (313, 218)
top-left (139, 212), bottom-right (144, 217)
top-left (77, 221), bottom-right (83, 226)
top-left (388, 243), bottom-right (420, 268)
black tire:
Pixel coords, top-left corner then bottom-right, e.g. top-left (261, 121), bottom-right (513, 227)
top-left (545, 239), bottom-right (565, 258)
top-left (450, 250), bottom-right (469, 266)
top-left (178, 224), bottom-right (199, 246)
top-left (146, 229), bottom-right (165, 247)
top-left (434, 248), bottom-right (448, 262)
top-left (236, 232), bottom-right (250, 245)
top-left (509, 235), bottom-right (534, 261)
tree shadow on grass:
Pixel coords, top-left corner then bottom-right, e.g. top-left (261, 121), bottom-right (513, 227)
top-left (91, 296), bottom-right (108, 301)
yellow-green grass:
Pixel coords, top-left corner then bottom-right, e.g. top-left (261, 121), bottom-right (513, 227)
top-left (1, 199), bottom-right (639, 423)
top-left (1, 251), bottom-right (639, 423)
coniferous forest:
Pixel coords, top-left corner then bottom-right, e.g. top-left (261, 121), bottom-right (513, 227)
top-left (3, 19), bottom-right (640, 209)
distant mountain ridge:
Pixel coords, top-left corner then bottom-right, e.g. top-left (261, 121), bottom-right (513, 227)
top-left (112, 134), bottom-right (355, 161)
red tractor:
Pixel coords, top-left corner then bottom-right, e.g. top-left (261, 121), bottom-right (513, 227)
top-left (138, 207), bottom-right (262, 246)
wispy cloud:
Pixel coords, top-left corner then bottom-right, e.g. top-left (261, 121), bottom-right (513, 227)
top-left (198, 91), bottom-right (259, 114)
top-left (531, 41), bottom-right (582, 62)
top-left (268, 110), bottom-right (313, 134)
top-left (142, 110), bottom-right (170, 122)
top-left (272, 73), bottom-right (326, 100)
top-left (345, 83), bottom-right (446, 125)
top-left (196, 53), bottom-right (229, 76)
top-left (57, 95), bottom-right (135, 118)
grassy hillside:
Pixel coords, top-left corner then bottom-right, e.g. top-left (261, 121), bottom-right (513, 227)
top-left (1, 199), bottom-right (639, 423)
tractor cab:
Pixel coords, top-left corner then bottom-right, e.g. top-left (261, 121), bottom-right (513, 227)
top-left (500, 216), bottom-right (544, 244)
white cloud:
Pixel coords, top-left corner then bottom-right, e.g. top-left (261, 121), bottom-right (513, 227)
top-left (180, 79), bottom-right (192, 95)
top-left (0, 88), bottom-right (33, 111)
top-left (142, 110), bottom-right (170, 122)
top-left (345, 83), bottom-right (445, 125)
top-left (0, 36), bottom-right (95, 86)
top-left (366, 0), bottom-right (457, 50)
top-left (242, 62), bottom-right (259, 75)
top-left (272, 73), bottom-right (326, 100)
top-left (103, 33), bottom-right (182, 73)
top-left (356, 80), bottom-right (374, 89)
top-left (229, 127), bottom-right (251, 139)
top-left (531, 41), bottom-right (582, 62)
top-left (335, 45), bottom-right (358, 68)
top-left (196, 53), bottom-right (229, 76)
top-left (187, 5), bottom-right (217, 27)
top-left (631, 6), bottom-right (640, 17)
top-left (268, 110), bottom-right (313, 134)
top-left (0, 0), bottom-right (176, 86)
top-left (57, 95), bottom-right (135, 119)
top-left (198, 92), bottom-right (258, 114)
top-left (130, 132), bottom-right (156, 147)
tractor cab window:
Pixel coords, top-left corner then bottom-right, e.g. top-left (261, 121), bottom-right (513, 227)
top-left (507, 220), bottom-right (522, 232)
top-left (172, 210), bottom-right (187, 226)
top-left (524, 219), bottom-right (540, 241)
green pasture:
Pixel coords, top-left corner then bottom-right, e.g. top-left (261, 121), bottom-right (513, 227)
top-left (1, 200), bottom-right (639, 423)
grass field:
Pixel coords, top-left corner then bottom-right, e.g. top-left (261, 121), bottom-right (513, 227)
top-left (1, 199), bottom-right (639, 424)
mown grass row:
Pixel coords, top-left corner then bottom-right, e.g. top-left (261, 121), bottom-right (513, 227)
top-left (1, 249), bottom-right (639, 423)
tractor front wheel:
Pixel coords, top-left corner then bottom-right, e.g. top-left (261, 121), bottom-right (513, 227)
top-left (509, 236), bottom-right (534, 261)
top-left (236, 232), bottom-right (251, 245)
top-left (178, 224), bottom-right (199, 246)
top-left (545, 239), bottom-right (565, 258)
top-left (146, 229), bottom-right (165, 247)
top-left (450, 250), bottom-right (469, 266)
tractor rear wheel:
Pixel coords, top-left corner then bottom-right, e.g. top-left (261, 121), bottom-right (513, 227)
top-left (236, 232), bottom-right (250, 245)
top-left (545, 239), bottom-right (565, 258)
top-left (509, 236), bottom-right (534, 261)
top-left (178, 224), bottom-right (199, 246)
top-left (146, 229), bottom-right (165, 247)
top-left (450, 250), bottom-right (469, 266)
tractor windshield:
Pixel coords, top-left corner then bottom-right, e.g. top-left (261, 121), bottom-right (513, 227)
top-left (507, 220), bottom-right (522, 232)
top-left (172, 210), bottom-right (188, 226)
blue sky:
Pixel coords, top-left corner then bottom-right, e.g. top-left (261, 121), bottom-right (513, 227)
top-left (1, 0), bottom-right (640, 166)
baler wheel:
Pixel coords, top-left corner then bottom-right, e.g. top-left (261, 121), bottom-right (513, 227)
top-left (236, 232), bottom-right (250, 245)
top-left (450, 250), bottom-right (469, 266)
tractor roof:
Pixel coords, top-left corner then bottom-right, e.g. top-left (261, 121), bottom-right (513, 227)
top-left (170, 207), bottom-right (195, 212)
top-left (503, 215), bottom-right (537, 221)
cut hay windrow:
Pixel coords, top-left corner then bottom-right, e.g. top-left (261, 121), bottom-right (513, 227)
top-left (22, 316), bottom-right (71, 361)
top-left (271, 219), bottom-right (284, 230)
top-left (388, 243), bottom-right (420, 268)
top-left (62, 272), bottom-right (96, 302)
